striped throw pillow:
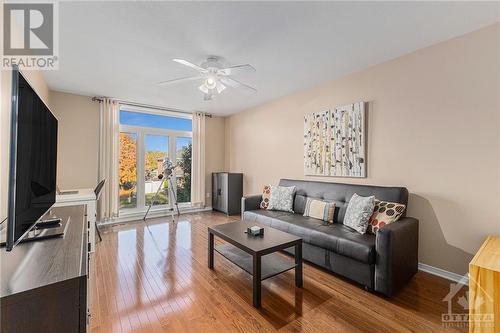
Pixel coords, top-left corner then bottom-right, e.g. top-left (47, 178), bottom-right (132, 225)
top-left (303, 198), bottom-right (335, 224)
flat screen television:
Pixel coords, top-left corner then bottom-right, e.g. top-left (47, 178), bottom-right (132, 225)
top-left (6, 68), bottom-right (58, 251)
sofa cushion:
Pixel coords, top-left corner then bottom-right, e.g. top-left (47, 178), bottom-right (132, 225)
top-left (243, 210), bottom-right (376, 264)
top-left (260, 185), bottom-right (271, 209)
top-left (278, 179), bottom-right (408, 224)
top-left (343, 193), bottom-right (375, 234)
top-left (243, 210), bottom-right (294, 225)
top-left (303, 198), bottom-right (335, 224)
top-left (368, 199), bottom-right (406, 234)
top-left (268, 185), bottom-right (295, 212)
top-left (279, 214), bottom-right (376, 264)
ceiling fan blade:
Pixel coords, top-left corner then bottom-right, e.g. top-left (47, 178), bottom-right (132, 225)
top-left (173, 59), bottom-right (207, 73)
top-left (158, 75), bottom-right (201, 86)
top-left (220, 77), bottom-right (257, 93)
top-left (216, 81), bottom-right (226, 94)
top-left (219, 64), bottom-right (256, 76)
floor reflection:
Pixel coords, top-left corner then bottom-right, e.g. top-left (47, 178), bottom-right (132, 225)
top-left (91, 212), bottom-right (458, 333)
top-left (113, 218), bottom-right (195, 320)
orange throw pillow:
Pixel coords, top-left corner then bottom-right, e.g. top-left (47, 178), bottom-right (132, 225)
top-left (260, 185), bottom-right (271, 209)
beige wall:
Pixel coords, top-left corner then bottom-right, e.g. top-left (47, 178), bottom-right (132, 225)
top-left (205, 116), bottom-right (226, 203)
top-left (225, 23), bottom-right (500, 275)
top-left (0, 69), bottom-right (50, 221)
top-left (47, 92), bottom-right (225, 204)
top-left (49, 91), bottom-right (100, 189)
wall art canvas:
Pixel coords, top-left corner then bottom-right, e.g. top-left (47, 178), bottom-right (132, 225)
top-left (304, 101), bottom-right (366, 177)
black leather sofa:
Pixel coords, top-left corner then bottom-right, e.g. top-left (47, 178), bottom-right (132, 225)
top-left (241, 179), bottom-right (419, 297)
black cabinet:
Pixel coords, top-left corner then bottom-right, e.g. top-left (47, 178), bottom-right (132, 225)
top-left (0, 206), bottom-right (89, 333)
top-left (212, 172), bottom-right (243, 215)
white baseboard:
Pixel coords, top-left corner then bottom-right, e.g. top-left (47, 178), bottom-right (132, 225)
top-left (418, 263), bottom-right (469, 285)
top-left (99, 206), bottom-right (213, 226)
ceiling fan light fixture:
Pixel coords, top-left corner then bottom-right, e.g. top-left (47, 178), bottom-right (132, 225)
top-left (200, 78), bottom-right (225, 98)
top-left (199, 83), bottom-right (209, 94)
top-left (205, 76), bottom-right (217, 89)
top-left (166, 57), bottom-right (257, 101)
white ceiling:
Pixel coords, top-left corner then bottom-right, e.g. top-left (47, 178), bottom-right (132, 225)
top-left (44, 1), bottom-right (499, 116)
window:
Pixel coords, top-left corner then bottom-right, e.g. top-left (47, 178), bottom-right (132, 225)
top-left (119, 132), bottom-right (137, 209)
top-left (176, 137), bottom-right (192, 203)
top-left (118, 108), bottom-right (192, 214)
top-left (144, 134), bottom-right (169, 206)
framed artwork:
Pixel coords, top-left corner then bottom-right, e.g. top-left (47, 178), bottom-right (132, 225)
top-left (304, 101), bottom-right (366, 177)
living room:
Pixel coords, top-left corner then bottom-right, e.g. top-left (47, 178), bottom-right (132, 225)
top-left (1, 2), bottom-right (499, 333)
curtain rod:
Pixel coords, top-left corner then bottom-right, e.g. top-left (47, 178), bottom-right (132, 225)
top-left (92, 97), bottom-right (213, 118)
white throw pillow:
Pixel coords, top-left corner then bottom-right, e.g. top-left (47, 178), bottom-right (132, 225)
top-left (267, 185), bottom-right (295, 213)
top-left (343, 193), bottom-right (375, 234)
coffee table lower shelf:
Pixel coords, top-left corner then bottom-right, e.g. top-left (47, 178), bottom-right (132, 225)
top-left (215, 243), bottom-right (296, 281)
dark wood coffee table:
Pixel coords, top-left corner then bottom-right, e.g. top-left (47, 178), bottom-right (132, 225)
top-left (208, 220), bottom-right (303, 308)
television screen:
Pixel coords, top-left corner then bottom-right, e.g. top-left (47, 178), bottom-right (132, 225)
top-left (6, 69), bottom-right (58, 251)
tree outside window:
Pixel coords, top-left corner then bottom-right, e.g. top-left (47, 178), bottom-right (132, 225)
top-left (119, 132), bottom-right (137, 209)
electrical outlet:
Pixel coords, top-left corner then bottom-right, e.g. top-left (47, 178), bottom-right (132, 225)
top-left (206, 192), bottom-right (211, 198)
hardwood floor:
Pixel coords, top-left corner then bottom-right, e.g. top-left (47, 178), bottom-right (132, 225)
top-left (90, 211), bottom-right (468, 333)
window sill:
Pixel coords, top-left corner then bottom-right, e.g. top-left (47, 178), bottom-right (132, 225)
top-left (119, 202), bottom-right (192, 215)
top-left (100, 204), bottom-right (211, 225)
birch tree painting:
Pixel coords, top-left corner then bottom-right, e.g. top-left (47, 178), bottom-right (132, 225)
top-left (304, 102), bottom-right (366, 177)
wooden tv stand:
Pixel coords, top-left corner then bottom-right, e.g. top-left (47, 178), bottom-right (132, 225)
top-left (0, 206), bottom-right (91, 333)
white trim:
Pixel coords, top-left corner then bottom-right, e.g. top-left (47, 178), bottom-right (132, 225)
top-left (99, 206), bottom-right (212, 226)
top-left (418, 263), bottom-right (469, 285)
top-left (120, 124), bottom-right (192, 138)
top-left (119, 201), bottom-right (193, 215)
top-left (118, 107), bottom-right (193, 217)
top-left (120, 103), bottom-right (193, 119)
top-left (137, 130), bottom-right (146, 208)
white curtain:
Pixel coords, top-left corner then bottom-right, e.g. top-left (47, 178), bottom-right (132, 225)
top-left (98, 99), bottom-right (120, 221)
top-left (191, 112), bottom-right (206, 207)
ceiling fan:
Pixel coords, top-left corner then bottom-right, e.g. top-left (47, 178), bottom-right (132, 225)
top-left (159, 56), bottom-right (256, 101)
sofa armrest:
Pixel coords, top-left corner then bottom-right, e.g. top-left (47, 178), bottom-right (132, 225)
top-left (241, 195), bottom-right (262, 218)
top-left (374, 216), bottom-right (419, 296)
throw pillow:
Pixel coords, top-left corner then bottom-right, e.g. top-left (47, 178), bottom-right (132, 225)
top-left (267, 185), bottom-right (295, 213)
top-left (368, 200), bottom-right (406, 234)
top-left (343, 193), bottom-right (375, 234)
top-left (260, 185), bottom-right (271, 209)
top-left (303, 198), bottom-right (335, 224)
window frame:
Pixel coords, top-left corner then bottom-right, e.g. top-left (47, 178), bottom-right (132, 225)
top-left (118, 106), bottom-right (193, 215)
